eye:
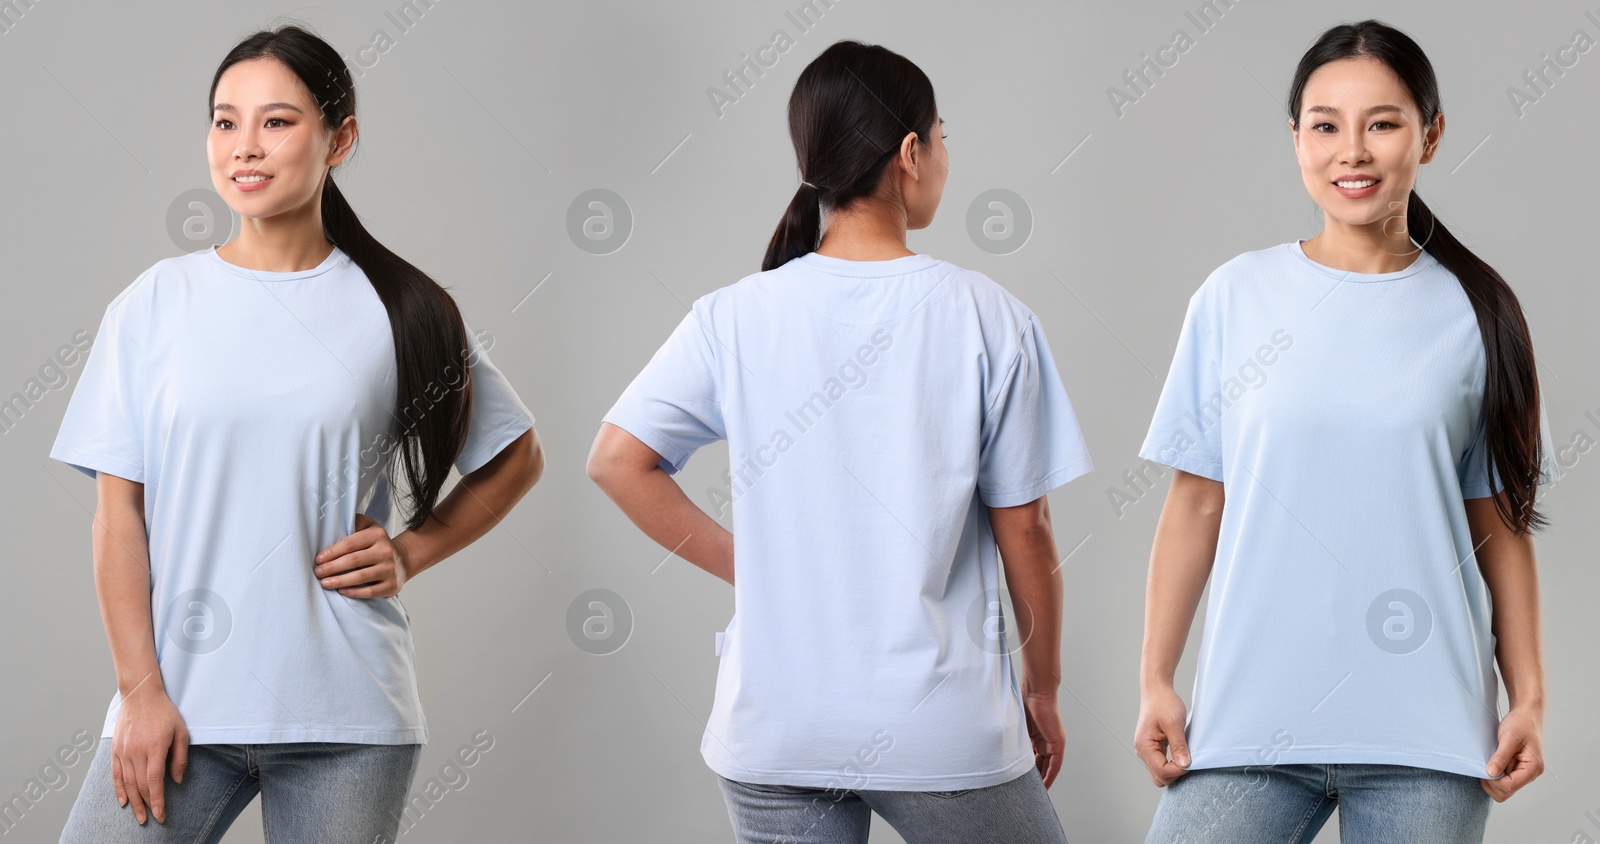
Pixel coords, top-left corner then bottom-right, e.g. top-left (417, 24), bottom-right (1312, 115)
top-left (213, 118), bottom-right (234, 130)
top-left (265, 117), bottom-right (290, 128)
top-left (1370, 120), bottom-right (1396, 130)
top-left (1310, 122), bottom-right (1335, 132)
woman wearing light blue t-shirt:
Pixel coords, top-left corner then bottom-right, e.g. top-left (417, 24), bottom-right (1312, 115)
top-left (1134, 20), bottom-right (1556, 844)
top-left (589, 40), bottom-right (1090, 843)
top-left (52, 25), bottom-right (542, 842)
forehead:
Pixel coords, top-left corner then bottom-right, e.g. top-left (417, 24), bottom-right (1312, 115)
top-left (1300, 56), bottom-right (1414, 115)
top-left (212, 57), bottom-right (313, 109)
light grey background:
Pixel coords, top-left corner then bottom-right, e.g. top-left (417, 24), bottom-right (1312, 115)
top-left (2, 0), bottom-right (1595, 841)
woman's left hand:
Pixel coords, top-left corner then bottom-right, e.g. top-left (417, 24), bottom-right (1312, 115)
top-left (1481, 706), bottom-right (1544, 801)
top-left (313, 513), bottom-right (411, 598)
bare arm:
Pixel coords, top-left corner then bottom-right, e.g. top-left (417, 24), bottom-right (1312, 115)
top-left (987, 495), bottom-right (1066, 787)
top-left (395, 427), bottom-right (544, 578)
top-left (1466, 493), bottom-right (1545, 801)
top-left (316, 428), bottom-right (545, 596)
top-left (586, 422), bottom-right (734, 585)
top-left (93, 471), bottom-right (187, 825)
top-left (1135, 469), bottom-right (1224, 785)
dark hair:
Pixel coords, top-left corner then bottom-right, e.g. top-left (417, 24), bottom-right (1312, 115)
top-left (762, 40), bottom-right (938, 272)
top-left (209, 24), bottom-right (472, 532)
top-left (1288, 19), bottom-right (1547, 533)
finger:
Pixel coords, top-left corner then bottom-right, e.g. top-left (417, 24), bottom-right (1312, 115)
top-left (126, 752), bottom-right (150, 823)
top-left (1165, 723), bottom-right (1192, 769)
top-left (315, 529), bottom-right (379, 569)
top-left (110, 752), bottom-right (128, 807)
top-left (314, 546), bottom-right (382, 578)
top-left (146, 749), bottom-right (166, 823)
top-left (1040, 750), bottom-right (1062, 789)
top-left (322, 563), bottom-right (386, 591)
top-left (1485, 743), bottom-right (1517, 778)
top-left (353, 513), bottom-right (376, 530)
top-left (170, 728), bottom-right (189, 785)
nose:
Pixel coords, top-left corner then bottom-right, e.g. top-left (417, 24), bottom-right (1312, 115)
top-left (1338, 127), bottom-right (1370, 166)
top-left (233, 123), bottom-right (265, 163)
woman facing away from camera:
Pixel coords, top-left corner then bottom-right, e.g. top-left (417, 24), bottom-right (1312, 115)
top-left (1134, 20), bottom-right (1558, 844)
top-left (52, 24), bottom-right (542, 843)
top-left (588, 39), bottom-right (1091, 844)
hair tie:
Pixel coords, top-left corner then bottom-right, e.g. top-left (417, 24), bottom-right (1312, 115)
top-left (800, 180), bottom-right (821, 191)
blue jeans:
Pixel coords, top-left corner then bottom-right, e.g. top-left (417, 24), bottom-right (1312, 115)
top-left (1144, 763), bottom-right (1491, 843)
top-left (716, 769), bottom-right (1069, 843)
top-left (60, 738), bottom-right (421, 843)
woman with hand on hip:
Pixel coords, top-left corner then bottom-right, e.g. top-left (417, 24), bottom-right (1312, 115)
top-left (588, 39), bottom-right (1090, 844)
top-left (53, 24), bottom-right (542, 843)
top-left (1135, 19), bottom-right (1558, 844)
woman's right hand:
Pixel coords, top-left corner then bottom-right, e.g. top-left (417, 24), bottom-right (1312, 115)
top-left (1134, 684), bottom-right (1191, 786)
top-left (110, 689), bottom-right (189, 824)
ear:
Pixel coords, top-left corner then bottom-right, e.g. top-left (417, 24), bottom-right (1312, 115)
top-left (898, 130), bottom-right (921, 181)
top-left (1419, 111), bottom-right (1444, 165)
top-left (327, 116), bottom-right (358, 167)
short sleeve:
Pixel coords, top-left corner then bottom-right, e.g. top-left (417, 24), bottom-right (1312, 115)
top-left (49, 274), bottom-right (152, 482)
top-left (453, 320), bottom-right (537, 476)
top-left (601, 305), bottom-right (725, 476)
top-left (1136, 285), bottom-right (1224, 481)
top-left (976, 314), bottom-right (1094, 507)
top-left (1459, 392), bottom-right (1561, 498)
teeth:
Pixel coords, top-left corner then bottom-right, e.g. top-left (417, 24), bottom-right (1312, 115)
top-left (1336, 179), bottom-right (1376, 189)
top-left (234, 175), bottom-right (269, 183)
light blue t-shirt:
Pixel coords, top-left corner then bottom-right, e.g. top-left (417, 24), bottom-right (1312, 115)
top-left (50, 245), bottom-right (536, 744)
top-left (602, 251), bottom-right (1093, 790)
top-left (1138, 240), bottom-right (1560, 777)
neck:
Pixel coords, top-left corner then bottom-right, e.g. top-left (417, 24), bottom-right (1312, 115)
top-left (1302, 218), bottom-right (1423, 274)
top-left (218, 205), bottom-right (333, 272)
top-left (815, 198), bottom-right (914, 261)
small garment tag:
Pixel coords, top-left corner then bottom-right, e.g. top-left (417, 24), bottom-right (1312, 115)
top-left (715, 630), bottom-right (725, 656)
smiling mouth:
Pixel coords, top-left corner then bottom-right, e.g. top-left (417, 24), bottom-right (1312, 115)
top-left (1334, 178), bottom-right (1379, 189)
top-left (233, 174), bottom-right (271, 183)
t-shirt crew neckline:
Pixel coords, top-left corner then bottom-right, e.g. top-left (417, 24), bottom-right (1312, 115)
top-left (796, 251), bottom-right (938, 277)
top-left (202, 244), bottom-right (350, 281)
top-left (1288, 239), bottom-right (1435, 283)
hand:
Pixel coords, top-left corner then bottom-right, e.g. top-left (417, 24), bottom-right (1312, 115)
top-left (1021, 689), bottom-right (1065, 788)
top-left (110, 684), bottom-right (188, 825)
top-left (1135, 684), bottom-right (1191, 786)
top-left (313, 513), bottom-right (411, 599)
top-left (1481, 706), bottom-right (1544, 801)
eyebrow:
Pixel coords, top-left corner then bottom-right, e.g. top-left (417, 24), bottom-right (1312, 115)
top-left (1304, 104), bottom-right (1406, 116)
top-left (212, 102), bottom-right (306, 114)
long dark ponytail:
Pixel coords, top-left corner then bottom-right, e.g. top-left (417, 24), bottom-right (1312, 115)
top-left (1288, 20), bottom-right (1547, 533)
top-left (762, 40), bottom-right (938, 272)
top-left (210, 25), bottom-right (472, 533)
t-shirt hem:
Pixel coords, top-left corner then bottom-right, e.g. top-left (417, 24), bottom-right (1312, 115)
top-left (602, 410), bottom-right (691, 475)
top-left (456, 415), bottom-right (534, 476)
top-left (104, 725), bottom-right (429, 745)
top-left (1187, 745), bottom-right (1491, 780)
top-left (1136, 446), bottom-right (1222, 482)
top-left (979, 456), bottom-right (1094, 508)
top-left (702, 748), bottom-right (1036, 791)
top-left (50, 444), bottom-right (144, 483)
